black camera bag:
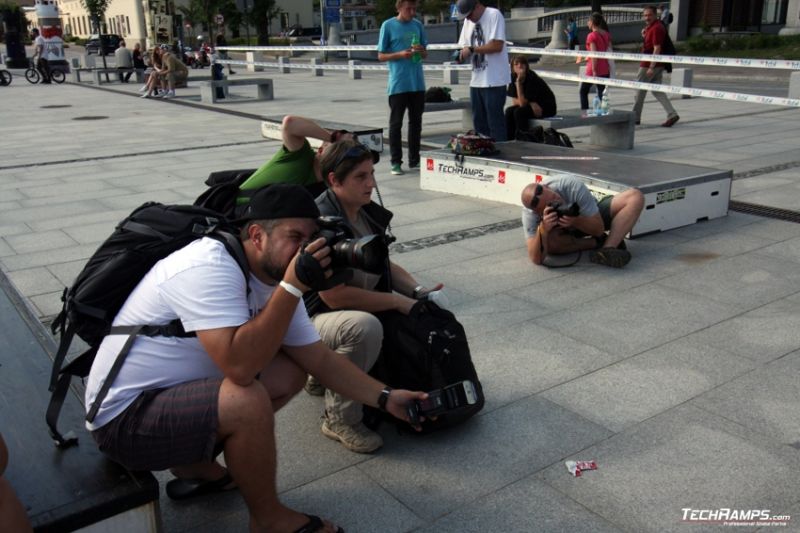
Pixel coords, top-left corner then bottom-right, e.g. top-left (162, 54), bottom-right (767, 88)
top-left (366, 300), bottom-right (484, 433)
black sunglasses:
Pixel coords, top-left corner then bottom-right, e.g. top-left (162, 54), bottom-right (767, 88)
top-left (331, 143), bottom-right (380, 172)
top-left (529, 184), bottom-right (544, 209)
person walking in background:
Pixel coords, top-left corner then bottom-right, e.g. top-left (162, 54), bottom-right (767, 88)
top-left (632, 5), bottom-right (679, 127)
top-left (565, 16), bottom-right (578, 50)
top-left (579, 12), bottom-right (612, 113)
top-left (505, 55), bottom-right (556, 140)
top-left (456, 0), bottom-right (511, 141)
top-left (377, 0), bottom-right (428, 176)
top-left (114, 40), bottom-right (133, 83)
top-left (214, 33), bottom-right (236, 75)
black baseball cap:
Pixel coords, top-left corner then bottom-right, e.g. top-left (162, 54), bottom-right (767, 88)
top-left (237, 184), bottom-right (320, 222)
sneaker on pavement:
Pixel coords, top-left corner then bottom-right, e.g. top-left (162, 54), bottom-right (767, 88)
top-left (321, 418), bottom-right (383, 453)
top-left (408, 161), bottom-right (420, 169)
top-left (162, 90), bottom-right (176, 99)
top-left (590, 247), bottom-right (632, 268)
top-left (390, 164), bottom-right (404, 176)
top-left (304, 376), bottom-right (325, 397)
top-left (138, 85), bottom-right (148, 92)
top-left (140, 93), bottom-right (150, 98)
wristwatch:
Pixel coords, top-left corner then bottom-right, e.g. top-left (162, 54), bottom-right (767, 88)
top-left (469, 46), bottom-right (475, 54)
top-left (412, 285), bottom-right (425, 299)
top-left (377, 387), bottom-right (393, 412)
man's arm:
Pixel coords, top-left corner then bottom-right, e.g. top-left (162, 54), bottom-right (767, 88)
top-left (377, 50), bottom-right (412, 62)
top-left (318, 282), bottom-right (416, 315)
top-left (196, 241), bottom-right (328, 386)
top-left (281, 115), bottom-right (337, 152)
top-left (284, 341), bottom-right (425, 422)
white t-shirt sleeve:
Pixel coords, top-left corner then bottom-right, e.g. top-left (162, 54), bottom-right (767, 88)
top-left (158, 258), bottom-right (250, 332)
top-left (484, 9), bottom-right (506, 43)
top-left (458, 21), bottom-right (471, 47)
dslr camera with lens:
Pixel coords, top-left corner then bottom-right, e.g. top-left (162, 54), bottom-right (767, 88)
top-left (314, 216), bottom-right (388, 274)
top-left (546, 201), bottom-right (580, 218)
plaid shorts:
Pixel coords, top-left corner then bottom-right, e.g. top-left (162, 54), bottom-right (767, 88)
top-left (91, 378), bottom-right (223, 471)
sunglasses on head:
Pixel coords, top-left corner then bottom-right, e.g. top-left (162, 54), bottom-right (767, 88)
top-left (331, 143), bottom-right (379, 172)
top-left (529, 184), bottom-right (544, 209)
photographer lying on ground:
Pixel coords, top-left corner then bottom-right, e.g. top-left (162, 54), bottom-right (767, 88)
top-left (302, 140), bottom-right (446, 453)
top-left (85, 184), bottom-right (426, 532)
top-left (520, 177), bottom-right (644, 268)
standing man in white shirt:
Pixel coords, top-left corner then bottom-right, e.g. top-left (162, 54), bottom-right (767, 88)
top-left (456, 0), bottom-right (510, 141)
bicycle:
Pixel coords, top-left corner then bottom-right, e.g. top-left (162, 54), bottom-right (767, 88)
top-left (0, 69), bottom-right (11, 86)
top-left (25, 60), bottom-right (65, 84)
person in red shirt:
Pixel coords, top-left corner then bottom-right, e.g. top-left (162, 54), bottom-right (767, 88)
top-left (579, 12), bottom-right (612, 112)
top-left (632, 5), bottom-right (679, 127)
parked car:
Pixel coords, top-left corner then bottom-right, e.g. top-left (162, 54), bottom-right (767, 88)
top-left (85, 34), bottom-right (122, 55)
top-left (286, 26), bottom-right (322, 39)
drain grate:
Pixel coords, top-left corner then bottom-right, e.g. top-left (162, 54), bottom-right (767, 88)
top-left (41, 105), bottom-right (72, 109)
top-left (729, 200), bottom-right (800, 224)
top-left (390, 219), bottom-right (522, 254)
top-left (72, 116), bottom-right (109, 121)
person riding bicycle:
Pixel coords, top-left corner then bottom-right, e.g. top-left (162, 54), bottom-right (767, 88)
top-left (31, 28), bottom-right (51, 84)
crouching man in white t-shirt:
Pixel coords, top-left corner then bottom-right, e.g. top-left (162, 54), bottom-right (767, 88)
top-left (84, 184), bottom-right (426, 533)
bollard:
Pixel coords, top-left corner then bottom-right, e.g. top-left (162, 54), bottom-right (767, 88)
top-left (443, 61), bottom-right (458, 85)
top-left (278, 56), bottom-right (291, 74)
top-left (348, 59), bottom-right (361, 80)
top-left (670, 68), bottom-right (693, 99)
top-left (71, 57), bottom-right (80, 68)
top-left (789, 71), bottom-right (800, 99)
top-left (245, 51), bottom-right (263, 72)
top-left (311, 57), bottom-right (323, 77)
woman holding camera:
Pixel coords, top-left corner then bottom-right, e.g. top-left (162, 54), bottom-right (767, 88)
top-left (303, 139), bottom-right (444, 454)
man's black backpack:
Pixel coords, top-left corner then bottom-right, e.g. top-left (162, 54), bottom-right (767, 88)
top-left (543, 128), bottom-right (573, 148)
top-left (194, 169), bottom-right (328, 218)
top-left (193, 168), bottom-right (257, 218)
top-left (47, 202), bottom-right (248, 448)
top-left (366, 301), bottom-right (484, 433)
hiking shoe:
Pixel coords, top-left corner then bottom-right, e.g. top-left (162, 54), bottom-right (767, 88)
top-left (595, 234), bottom-right (627, 251)
top-left (662, 115), bottom-right (680, 127)
top-left (590, 247), bottom-right (632, 268)
top-left (321, 418), bottom-right (383, 453)
top-left (304, 376), bottom-right (325, 397)
top-left (390, 164), bottom-right (404, 175)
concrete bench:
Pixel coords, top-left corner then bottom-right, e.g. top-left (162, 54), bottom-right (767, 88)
top-left (424, 98), bottom-right (473, 131)
top-left (0, 276), bottom-right (161, 531)
top-left (200, 77), bottom-right (274, 104)
top-left (72, 67), bottom-right (145, 84)
top-left (528, 108), bottom-right (635, 150)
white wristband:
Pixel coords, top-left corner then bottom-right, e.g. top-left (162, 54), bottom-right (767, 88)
top-left (279, 280), bottom-right (304, 299)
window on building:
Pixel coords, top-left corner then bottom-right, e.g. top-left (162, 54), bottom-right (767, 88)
top-left (761, 0), bottom-right (787, 24)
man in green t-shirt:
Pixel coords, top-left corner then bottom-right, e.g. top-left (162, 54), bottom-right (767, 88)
top-left (237, 115), bottom-right (353, 204)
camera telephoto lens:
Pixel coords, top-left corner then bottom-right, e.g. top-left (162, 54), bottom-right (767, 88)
top-left (332, 235), bottom-right (387, 274)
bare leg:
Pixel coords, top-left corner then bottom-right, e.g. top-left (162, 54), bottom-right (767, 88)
top-left (0, 435), bottom-right (33, 532)
top-left (217, 354), bottom-right (338, 532)
top-left (605, 189), bottom-right (645, 248)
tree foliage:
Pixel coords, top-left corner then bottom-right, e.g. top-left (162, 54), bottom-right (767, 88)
top-left (246, 0), bottom-right (279, 45)
top-left (81, 0), bottom-right (111, 32)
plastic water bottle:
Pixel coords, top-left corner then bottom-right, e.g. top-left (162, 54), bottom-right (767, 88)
top-left (426, 290), bottom-right (450, 309)
top-left (600, 89), bottom-right (610, 115)
top-left (411, 33), bottom-right (421, 63)
top-left (592, 95), bottom-right (601, 116)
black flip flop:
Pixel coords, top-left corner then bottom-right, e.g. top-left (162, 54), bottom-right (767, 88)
top-left (165, 471), bottom-right (236, 500)
top-left (294, 514), bottom-right (345, 533)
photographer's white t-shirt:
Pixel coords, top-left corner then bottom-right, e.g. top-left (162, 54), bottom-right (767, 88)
top-left (458, 6), bottom-right (511, 88)
top-left (85, 237), bottom-right (319, 430)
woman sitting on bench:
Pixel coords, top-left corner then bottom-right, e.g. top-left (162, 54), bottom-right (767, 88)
top-left (505, 55), bottom-right (557, 141)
